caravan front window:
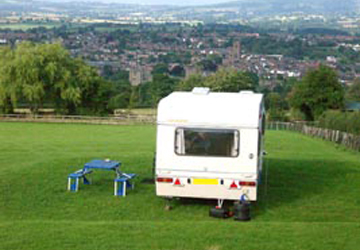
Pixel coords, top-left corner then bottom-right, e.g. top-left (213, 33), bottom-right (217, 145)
top-left (175, 128), bottom-right (239, 157)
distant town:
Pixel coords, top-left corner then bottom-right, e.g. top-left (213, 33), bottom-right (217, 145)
top-left (2, 23), bottom-right (360, 88)
top-left (1, 0), bottom-right (360, 89)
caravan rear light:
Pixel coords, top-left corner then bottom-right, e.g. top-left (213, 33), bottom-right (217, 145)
top-left (239, 181), bottom-right (256, 187)
top-left (156, 177), bottom-right (173, 183)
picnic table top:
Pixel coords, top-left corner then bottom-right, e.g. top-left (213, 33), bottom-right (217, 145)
top-left (83, 159), bottom-right (121, 170)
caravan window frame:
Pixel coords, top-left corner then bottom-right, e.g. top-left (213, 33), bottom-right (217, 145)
top-left (174, 127), bottom-right (240, 158)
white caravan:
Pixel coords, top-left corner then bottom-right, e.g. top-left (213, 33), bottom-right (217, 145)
top-left (155, 88), bottom-right (265, 203)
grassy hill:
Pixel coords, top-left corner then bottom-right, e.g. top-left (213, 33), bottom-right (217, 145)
top-left (0, 122), bottom-right (359, 250)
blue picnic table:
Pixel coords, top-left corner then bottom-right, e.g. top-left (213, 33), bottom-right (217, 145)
top-left (67, 159), bottom-right (136, 196)
top-left (83, 159), bottom-right (122, 177)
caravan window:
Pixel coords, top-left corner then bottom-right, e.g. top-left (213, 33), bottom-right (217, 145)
top-left (175, 128), bottom-right (239, 157)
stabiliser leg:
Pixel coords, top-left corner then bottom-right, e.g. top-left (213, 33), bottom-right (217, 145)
top-left (164, 197), bottom-right (173, 211)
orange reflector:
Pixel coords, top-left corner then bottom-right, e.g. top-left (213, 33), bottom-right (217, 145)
top-left (174, 178), bottom-right (181, 186)
top-left (156, 177), bottom-right (173, 183)
top-left (230, 181), bottom-right (238, 189)
top-left (239, 181), bottom-right (256, 187)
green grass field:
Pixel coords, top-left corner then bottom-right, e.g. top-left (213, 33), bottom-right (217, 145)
top-left (0, 23), bottom-right (61, 30)
top-left (94, 26), bottom-right (138, 32)
top-left (0, 122), bottom-right (359, 250)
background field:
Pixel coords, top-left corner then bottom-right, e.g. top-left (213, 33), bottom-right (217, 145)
top-left (0, 23), bottom-right (61, 30)
top-left (0, 122), bottom-right (359, 250)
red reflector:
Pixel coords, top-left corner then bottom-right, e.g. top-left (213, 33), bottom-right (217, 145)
top-left (230, 181), bottom-right (238, 189)
top-left (156, 177), bottom-right (173, 183)
top-left (174, 178), bottom-right (181, 186)
top-left (239, 181), bottom-right (256, 187)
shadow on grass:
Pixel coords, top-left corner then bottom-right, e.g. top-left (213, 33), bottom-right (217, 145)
top-left (253, 157), bottom-right (356, 218)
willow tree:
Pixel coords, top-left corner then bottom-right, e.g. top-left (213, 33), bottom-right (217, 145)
top-left (12, 42), bottom-right (83, 113)
top-left (0, 42), bottom-right (104, 114)
top-left (0, 46), bottom-right (17, 113)
top-left (12, 42), bottom-right (46, 113)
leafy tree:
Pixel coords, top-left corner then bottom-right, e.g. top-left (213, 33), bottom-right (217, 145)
top-left (178, 69), bottom-right (257, 93)
top-left (204, 68), bottom-right (257, 92)
top-left (346, 78), bottom-right (360, 102)
top-left (289, 65), bottom-right (344, 121)
top-left (107, 78), bottom-right (132, 111)
top-left (169, 65), bottom-right (185, 78)
top-left (148, 74), bottom-right (179, 107)
top-left (102, 65), bottom-right (114, 79)
top-left (177, 74), bottom-right (205, 91)
top-left (271, 77), bottom-right (298, 112)
top-left (207, 54), bottom-right (223, 65)
top-left (319, 110), bottom-right (360, 135)
top-left (244, 71), bottom-right (260, 91)
top-left (107, 94), bottom-right (129, 111)
top-left (138, 81), bottom-right (152, 106)
top-left (108, 70), bottom-right (130, 82)
top-left (197, 58), bottom-right (218, 72)
top-left (266, 92), bottom-right (287, 121)
top-left (1, 42), bottom-right (84, 114)
top-left (12, 42), bottom-right (46, 113)
top-left (128, 86), bottom-right (140, 110)
top-left (0, 42), bottom-right (115, 115)
top-left (152, 63), bottom-right (169, 75)
top-left (74, 60), bottom-right (104, 114)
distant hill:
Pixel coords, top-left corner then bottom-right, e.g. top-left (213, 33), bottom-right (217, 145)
top-left (1, 0), bottom-right (359, 20)
top-left (208, 0), bottom-right (360, 15)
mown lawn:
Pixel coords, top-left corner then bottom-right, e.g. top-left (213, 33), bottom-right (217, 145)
top-left (0, 122), bottom-right (359, 250)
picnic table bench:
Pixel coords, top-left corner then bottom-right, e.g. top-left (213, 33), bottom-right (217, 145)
top-left (67, 169), bottom-right (93, 192)
top-left (114, 173), bottom-right (137, 196)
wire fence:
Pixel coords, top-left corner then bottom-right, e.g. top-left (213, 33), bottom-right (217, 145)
top-left (0, 113), bottom-right (156, 125)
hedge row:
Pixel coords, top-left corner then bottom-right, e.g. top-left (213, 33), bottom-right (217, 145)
top-left (318, 110), bottom-right (360, 135)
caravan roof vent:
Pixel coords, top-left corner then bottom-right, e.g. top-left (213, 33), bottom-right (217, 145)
top-left (192, 87), bottom-right (210, 95)
top-left (239, 90), bottom-right (254, 94)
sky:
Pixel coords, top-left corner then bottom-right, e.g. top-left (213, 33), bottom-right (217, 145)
top-left (119, 0), bottom-right (229, 5)
top-left (62, 0), bottom-right (234, 6)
